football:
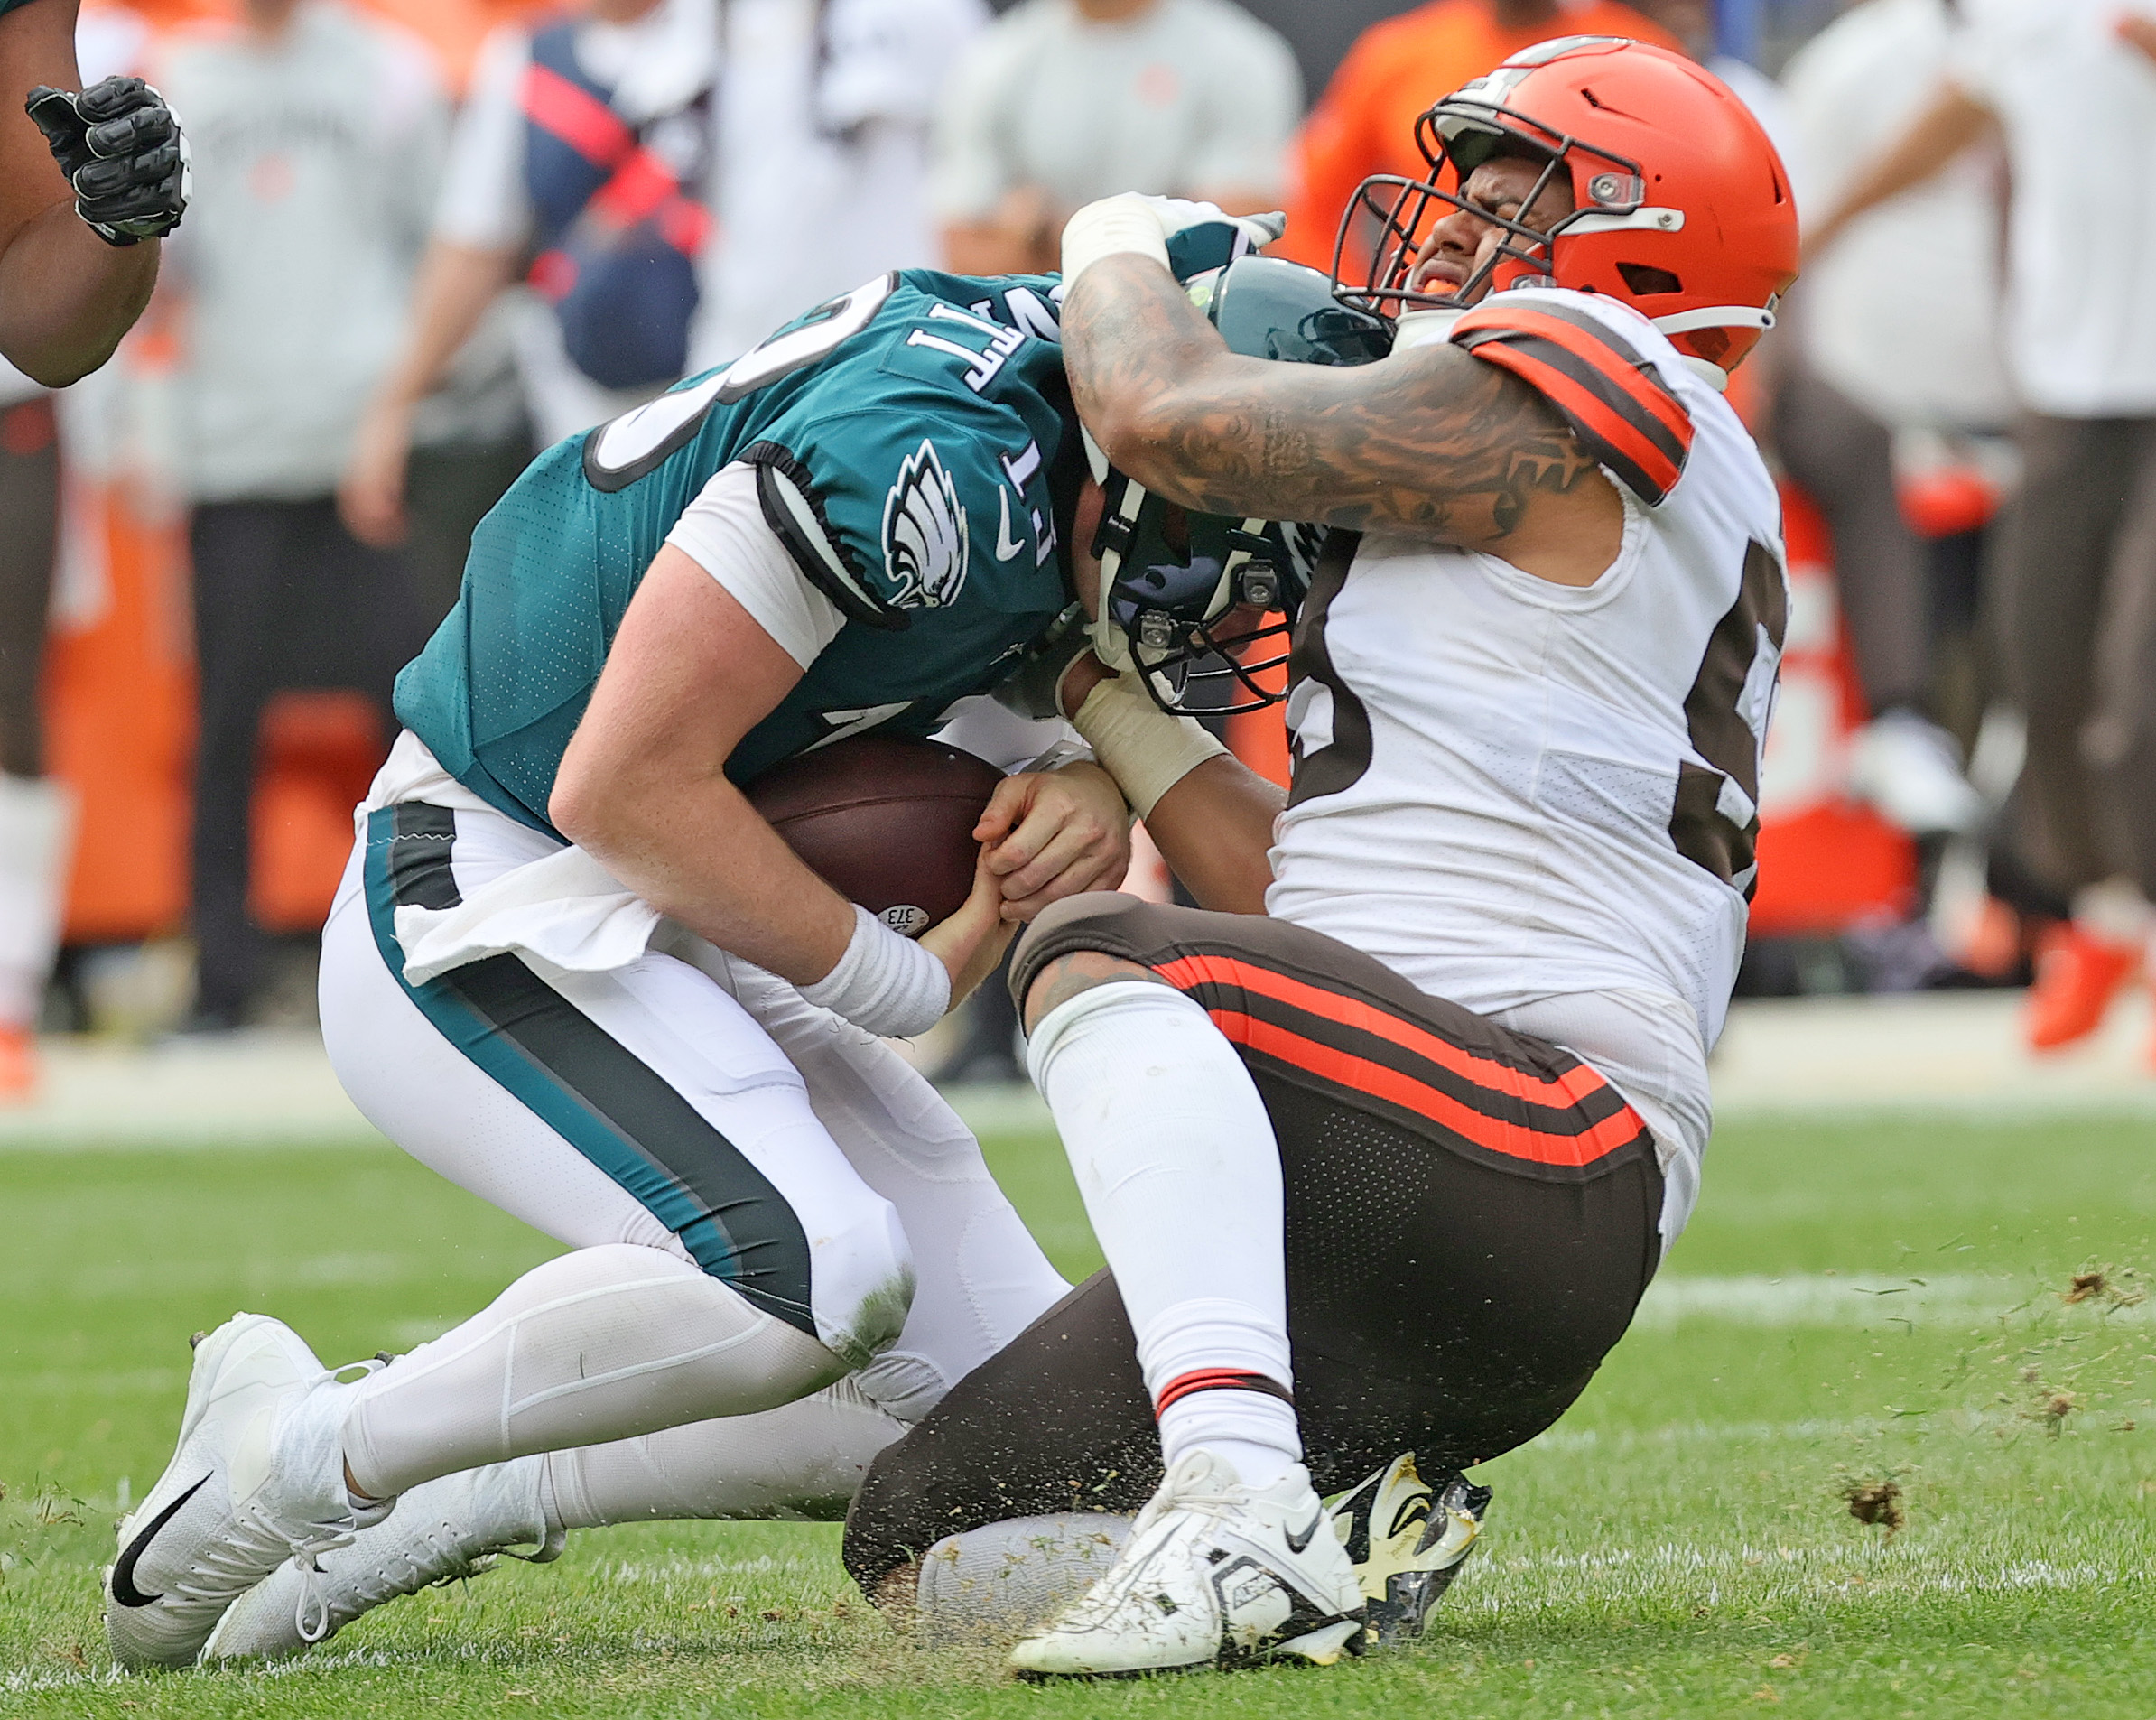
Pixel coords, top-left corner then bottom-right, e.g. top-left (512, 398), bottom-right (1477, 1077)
top-left (745, 734), bottom-right (1005, 936)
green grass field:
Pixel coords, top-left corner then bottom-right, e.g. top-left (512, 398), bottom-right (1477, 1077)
top-left (5, 1111), bottom-right (2155, 1717)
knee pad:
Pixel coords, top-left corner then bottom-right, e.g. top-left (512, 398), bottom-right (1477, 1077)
top-left (807, 1197), bottom-right (915, 1372)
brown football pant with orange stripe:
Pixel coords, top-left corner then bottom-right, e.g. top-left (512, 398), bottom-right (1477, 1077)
top-left (842, 894), bottom-right (1664, 1594)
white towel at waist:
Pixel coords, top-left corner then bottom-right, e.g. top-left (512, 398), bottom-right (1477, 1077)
top-left (393, 844), bottom-right (662, 986)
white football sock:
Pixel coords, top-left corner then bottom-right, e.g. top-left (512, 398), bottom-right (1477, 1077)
top-left (1027, 980), bottom-right (1301, 1489)
top-left (541, 1377), bottom-right (909, 1529)
top-left (0, 775), bottom-right (73, 1027)
top-left (1148, 1301), bottom-right (1304, 1490)
top-left (339, 1243), bottom-right (846, 1502)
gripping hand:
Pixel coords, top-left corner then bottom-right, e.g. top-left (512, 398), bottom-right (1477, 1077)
top-left (26, 77), bottom-right (190, 246)
top-left (1062, 191), bottom-right (1284, 290)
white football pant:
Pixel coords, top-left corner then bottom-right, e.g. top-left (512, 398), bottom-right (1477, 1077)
top-left (319, 799), bottom-right (1067, 1502)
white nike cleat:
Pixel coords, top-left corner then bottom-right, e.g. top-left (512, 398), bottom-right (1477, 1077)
top-left (202, 1456), bottom-right (564, 1661)
top-left (104, 1314), bottom-right (380, 1670)
top-left (1325, 1453), bottom-right (1490, 1646)
top-left (1008, 1449), bottom-right (1364, 1678)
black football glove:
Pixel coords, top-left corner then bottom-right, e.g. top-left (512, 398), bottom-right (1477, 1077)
top-left (25, 76), bottom-right (189, 246)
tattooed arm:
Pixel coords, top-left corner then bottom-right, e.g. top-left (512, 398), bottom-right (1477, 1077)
top-left (1063, 255), bottom-right (1624, 587)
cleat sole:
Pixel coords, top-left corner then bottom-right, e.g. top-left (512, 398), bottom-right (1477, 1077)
top-left (1273, 1617), bottom-right (1362, 1666)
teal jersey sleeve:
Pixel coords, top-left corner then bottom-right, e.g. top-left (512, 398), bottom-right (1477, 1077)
top-left (740, 275), bottom-right (1073, 634)
top-left (396, 267), bottom-right (1095, 819)
top-left (729, 229), bottom-right (1244, 638)
top-left (718, 272), bottom-right (1090, 780)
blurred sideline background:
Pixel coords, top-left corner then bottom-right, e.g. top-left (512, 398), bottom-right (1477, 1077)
top-left (0, 0), bottom-right (2137, 1120)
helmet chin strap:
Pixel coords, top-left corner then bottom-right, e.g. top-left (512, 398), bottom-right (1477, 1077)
top-left (1650, 304), bottom-right (1774, 394)
top-left (1673, 354), bottom-right (1731, 393)
top-left (1651, 302), bottom-right (1777, 336)
top-left (1080, 423), bottom-right (1112, 486)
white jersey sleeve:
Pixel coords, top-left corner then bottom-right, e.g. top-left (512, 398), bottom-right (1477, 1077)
top-left (666, 462), bottom-right (846, 670)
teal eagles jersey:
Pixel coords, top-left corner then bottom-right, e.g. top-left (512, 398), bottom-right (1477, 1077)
top-left (394, 269), bottom-right (1086, 834)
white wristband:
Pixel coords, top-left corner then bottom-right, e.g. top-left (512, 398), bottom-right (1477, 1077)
top-left (798, 904), bottom-right (952, 1038)
top-left (1060, 193), bottom-right (1172, 292)
top-left (1071, 672), bottom-right (1230, 818)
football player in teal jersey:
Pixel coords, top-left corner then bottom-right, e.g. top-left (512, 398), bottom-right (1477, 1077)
top-left (107, 211), bottom-right (1324, 1670)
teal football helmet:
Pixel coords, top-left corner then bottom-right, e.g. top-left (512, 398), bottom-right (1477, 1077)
top-left (1093, 255), bottom-right (1391, 716)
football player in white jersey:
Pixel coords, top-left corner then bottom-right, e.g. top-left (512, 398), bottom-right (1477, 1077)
top-left (841, 36), bottom-right (1801, 1677)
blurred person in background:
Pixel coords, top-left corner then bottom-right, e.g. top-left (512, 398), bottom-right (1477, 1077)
top-left (341, 0), bottom-right (984, 550)
top-left (1814, 0), bottom-right (2156, 1053)
top-left (152, 0), bottom-right (446, 1030)
top-left (0, 360), bottom-right (67, 1096)
top-left (1784, 0), bottom-right (2018, 964)
top-left (1640, 0), bottom-right (1987, 846)
top-left (1784, 0), bottom-right (2011, 456)
top-left (0, 1), bottom-right (174, 1095)
top-left (932, 0), bottom-right (1299, 276)
top-left (1273, 0), bottom-right (1682, 272)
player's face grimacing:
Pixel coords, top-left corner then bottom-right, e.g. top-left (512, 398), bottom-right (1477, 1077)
top-left (1409, 155), bottom-right (1575, 301)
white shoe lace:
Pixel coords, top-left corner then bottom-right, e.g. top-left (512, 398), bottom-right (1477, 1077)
top-left (293, 1517), bottom-right (565, 1645)
top-left (292, 1358), bottom-right (386, 1646)
top-left (291, 1527), bottom-right (362, 1645)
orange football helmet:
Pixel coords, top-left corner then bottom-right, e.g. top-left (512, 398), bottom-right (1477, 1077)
top-left (1334, 36), bottom-right (1799, 374)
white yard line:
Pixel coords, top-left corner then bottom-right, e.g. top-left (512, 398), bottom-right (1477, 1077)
top-left (1629, 1271), bottom-right (2042, 1329)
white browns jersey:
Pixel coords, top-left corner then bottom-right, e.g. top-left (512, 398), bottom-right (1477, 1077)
top-left (1265, 289), bottom-right (1786, 1237)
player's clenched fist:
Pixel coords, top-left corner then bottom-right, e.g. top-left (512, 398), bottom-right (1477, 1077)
top-left (25, 76), bottom-right (190, 247)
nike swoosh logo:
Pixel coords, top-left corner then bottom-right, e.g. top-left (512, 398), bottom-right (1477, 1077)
top-left (995, 486), bottom-right (1025, 562)
top-left (1284, 1508), bottom-right (1324, 1556)
top-left (1388, 1499), bottom-right (1431, 1541)
top-left (110, 1475), bottom-right (210, 1607)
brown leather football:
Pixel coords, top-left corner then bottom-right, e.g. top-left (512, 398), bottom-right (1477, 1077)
top-left (745, 734), bottom-right (1004, 935)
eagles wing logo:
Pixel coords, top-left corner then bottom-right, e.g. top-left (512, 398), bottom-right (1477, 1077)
top-left (882, 440), bottom-right (969, 609)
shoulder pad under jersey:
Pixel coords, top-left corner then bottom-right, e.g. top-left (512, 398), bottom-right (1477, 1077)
top-left (1448, 294), bottom-right (1696, 505)
top-left (743, 298), bottom-right (1069, 632)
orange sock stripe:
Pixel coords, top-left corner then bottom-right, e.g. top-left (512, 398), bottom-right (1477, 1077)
top-left (1154, 1368), bottom-right (1296, 1417)
top-left (1154, 953), bottom-right (1615, 1116)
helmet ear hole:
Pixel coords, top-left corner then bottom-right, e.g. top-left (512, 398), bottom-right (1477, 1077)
top-left (1675, 324), bottom-right (1733, 365)
top-left (1616, 262), bottom-right (1682, 296)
